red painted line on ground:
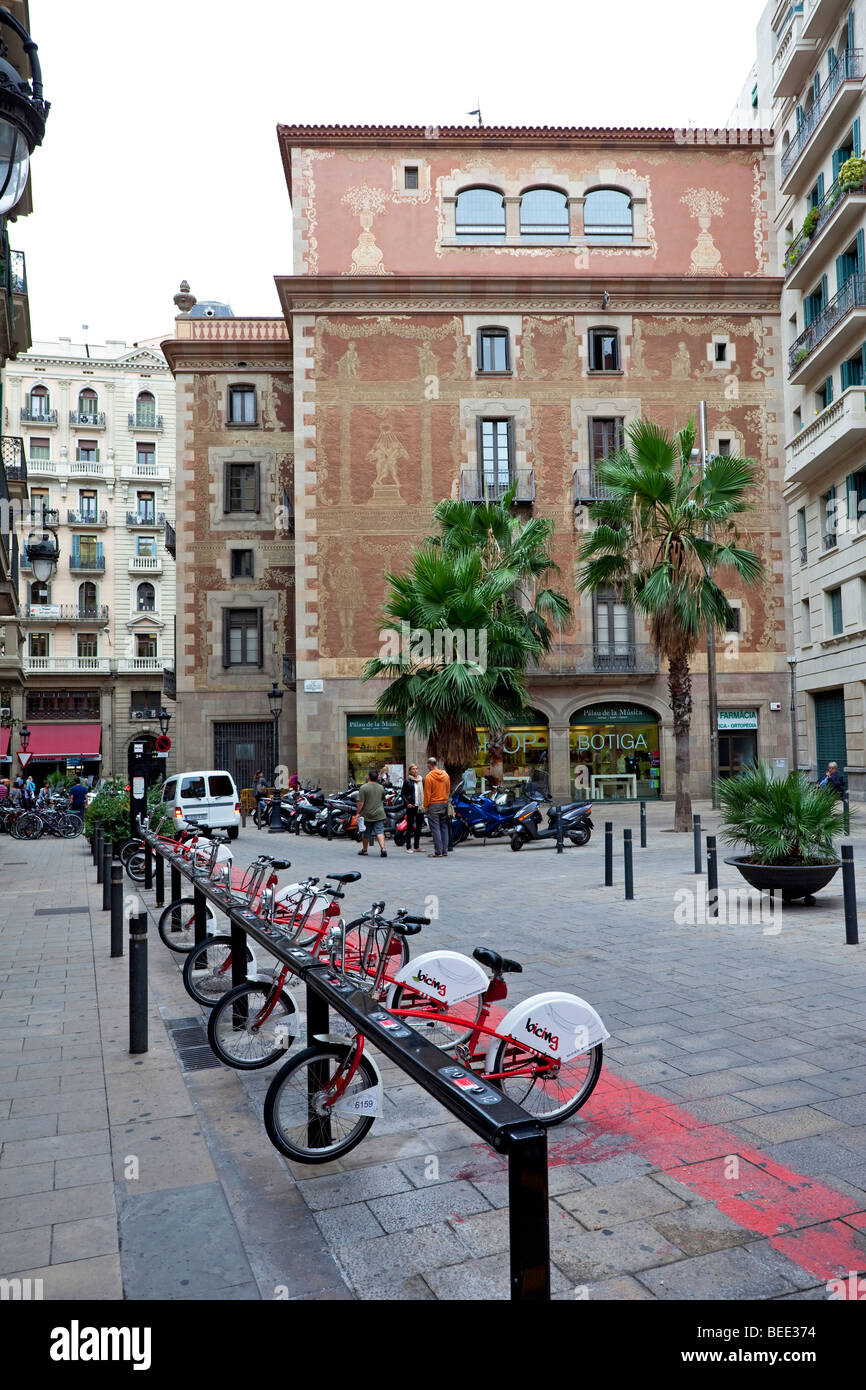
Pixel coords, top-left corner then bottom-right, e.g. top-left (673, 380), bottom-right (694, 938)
top-left (541, 1067), bottom-right (866, 1293)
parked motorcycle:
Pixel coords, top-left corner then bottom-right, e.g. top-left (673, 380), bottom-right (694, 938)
top-left (449, 779), bottom-right (541, 845)
top-left (510, 799), bottom-right (593, 851)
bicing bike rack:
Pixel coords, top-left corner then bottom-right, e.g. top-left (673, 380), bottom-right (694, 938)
top-left (139, 827), bottom-right (551, 1301)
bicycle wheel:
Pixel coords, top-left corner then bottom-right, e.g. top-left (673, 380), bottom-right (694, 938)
top-left (488, 1039), bottom-right (603, 1124)
top-left (59, 813), bottom-right (84, 838)
top-left (182, 935), bottom-right (255, 1007)
top-left (13, 812), bottom-right (43, 840)
top-left (387, 982), bottom-right (483, 1050)
top-left (264, 1044), bottom-right (378, 1163)
top-left (207, 981), bottom-right (297, 1069)
top-left (120, 838), bottom-right (144, 865)
top-left (339, 918), bottom-right (409, 990)
top-left (156, 898), bottom-right (213, 953)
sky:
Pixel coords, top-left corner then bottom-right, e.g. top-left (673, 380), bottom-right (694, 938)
top-left (14, 0), bottom-right (768, 345)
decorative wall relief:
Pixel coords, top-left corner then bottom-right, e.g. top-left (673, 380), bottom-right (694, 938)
top-left (342, 184), bottom-right (391, 275)
top-left (680, 188), bottom-right (728, 277)
top-left (337, 341), bottom-right (361, 380)
top-left (671, 341), bottom-right (692, 378)
top-left (198, 376), bottom-right (220, 429)
top-left (368, 421), bottom-right (408, 504)
top-left (628, 321), bottom-right (657, 378)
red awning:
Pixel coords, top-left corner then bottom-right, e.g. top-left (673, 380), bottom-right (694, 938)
top-left (26, 723), bottom-right (102, 762)
top-left (0, 726), bottom-right (10, 761)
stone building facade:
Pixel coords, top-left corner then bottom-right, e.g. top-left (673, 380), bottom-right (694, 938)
top-left (1, 336), bottom-right (177, 779)
top-left (276, 123), bottom-right (792, 802)
top-left (160, 312), bottom-right (295, 791)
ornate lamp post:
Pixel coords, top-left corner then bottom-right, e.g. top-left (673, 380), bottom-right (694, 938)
top-left (266, 683), bottom-right (284, 834)
top-left (788, 656), bottom-right (799, 775)
top-left (0, 7), bottom-right (49, 216)
top-left (158, 706), bottom-right (171, 737)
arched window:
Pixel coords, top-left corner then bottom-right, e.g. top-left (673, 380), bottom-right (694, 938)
top-left (29, 580), bottom-right (50, 606)
top-left (78, 388), bottom-right (98, 422)
top-left (28, 384), bottom-right (50, 419)
top-left (520, 187), bottom-right (569, 242)
top-left (135, 390), bottom-right (156, 428)
top-left (455, 187), bottom-right (505, 243)
top-left (584, 188), bottom-right (634, 244)
top-left (78, 580), bottom-right (97, 617)
top-left (137, 581), bottom-right (156, 612)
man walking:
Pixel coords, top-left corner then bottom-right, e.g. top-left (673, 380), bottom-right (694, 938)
top-left (424, 756), bottom-right (451, 858)
top-left (68, 777), bottom-right (87, 816)
top-left (357, 766), bottom-right (387, 858)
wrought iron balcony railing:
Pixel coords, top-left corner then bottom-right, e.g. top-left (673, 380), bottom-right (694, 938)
top-left (20, 406), bottom-right (57, 424)
top-left (69, 410), bottom-right (105, 428)
top-left (67, 510), bottom-right (108, 526)
top-left (781, 47), bottom-right (863, 179)
top-left (162, 668), bottom-right (176, 699)
top-left (128, 413), bottom-right (164, 432)
top-left (126, 510), bottom-right (165, 527)
top-left (528, 642), bottom-right (659, 676)
top-left (1, 435), bottom-right (25, 483)
top-left (788, 273), bottom-right (866, 374)
top-left (24, 604), bottom-right (109, 623)
top-left (164, 520), bottom-right (176, 557)
top-left (784, 174), bottom-right (866, 274)
top-left (573, 467), bottom-right (615, 502)
top-left (130, 707), bottom-right (160, 720)
top-left (460, 468), bottom-right (535, 502)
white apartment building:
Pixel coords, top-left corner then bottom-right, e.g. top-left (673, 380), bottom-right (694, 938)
top-left (1, 336), bottom-right (177, 780)
top-left (736, 1), bottom-right (866, 796)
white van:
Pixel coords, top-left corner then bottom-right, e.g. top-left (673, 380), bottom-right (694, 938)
top-left (161, 770), bottom-right (241, 838)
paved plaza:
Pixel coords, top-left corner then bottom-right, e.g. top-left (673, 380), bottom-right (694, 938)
top-left (2, 799), bottom-right (866, 1300)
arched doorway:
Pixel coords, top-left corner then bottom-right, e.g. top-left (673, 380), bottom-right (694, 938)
top-left (569, 702), bottom-right (661, 801)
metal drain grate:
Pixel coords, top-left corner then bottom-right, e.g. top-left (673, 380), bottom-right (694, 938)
top-left (33, 906), bottom-right (89, 915)
top-left (166, 1016), bottom-right (221, 1072)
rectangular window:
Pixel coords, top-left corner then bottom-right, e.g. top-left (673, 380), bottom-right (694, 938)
top-left (224, 461), bottom-right (260, 513)
top-left (801, 597), bottom-right (811, 644)
top-left (849, 468), bottom-right (866, 534)
top-left (478, 418), bottom-right (513, 489)
top-left (136, 443), bottom-right (155, 471)
top-left (228, 385), bottom-right (257, 424)
top-left (230, 549), bottom-right (254, 578)
top-left (841, 353), bottom-right (864, 389)
top-left (404, 166), bottom-right (419, 190)
top-left (725, 606), bottom-right (741, 634)
top-left (131, 690), bottom-right (161, 714)
top-left (798, 506), bottom-right (808, 562)
top-left (588, 328), bottom-right (620, 372)
top-left (77, 535), bottom-right (98, 564)
top-left (714, 341), bottom-right (727, 363)
top-left (77, 633), bottom-right (98, 660)
top-left (137, 491), bottom-right (155, 522)
top-left (136, 634), bottom-right (157, 659)
top-left (29, 439), bottom-right (50, 461)
top-left (76, 442), bottom-right (98, 461)
top-left (717, 438), bottom-right (732, 456)
top-left (78, 490), bottom-right (97, 521)
top-left (822, 487), bottom-right (838, 549)
top-left (590, 417), bottom-right (625, 464)
top-left (29, 488), bottom-right (49, 524)
top-left (817, 377), bottom-right (833, 411)
top-left (136, 535), bottom-right (156, 557)
top-left (829, 586), bottom-right (843, 635)
top-left (477, 329), bottom-right (510, 373)
top-left (222, 608), bottom-right (262, 667)
top-left (28, 632), bottom-right (49, 658)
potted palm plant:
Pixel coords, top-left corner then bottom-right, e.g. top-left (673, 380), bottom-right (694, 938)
top-left (718, 762), bottom-right (845, 903)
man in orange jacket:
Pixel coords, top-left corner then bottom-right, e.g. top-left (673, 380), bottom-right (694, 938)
top-left (424, 756), bottom-right (451, 858)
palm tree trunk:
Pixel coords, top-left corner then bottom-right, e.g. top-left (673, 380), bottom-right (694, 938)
top-left (668, 654), bottom-right (693, 832)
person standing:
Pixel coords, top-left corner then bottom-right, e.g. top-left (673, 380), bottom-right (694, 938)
top-left (253, 769), bottom-right (268, 828)
top-left (401, 764), bottom-right (424, 853)
top-left (24, 774), bottom-right (35, 806)
top-left (356, 767), bottom-right (387, 858)
top-left (68, 777), bottom-right (87, 816)
top-left (424, 756), bottom-right (451, 858)
top-left (289, 770), bottom-right (300, 792)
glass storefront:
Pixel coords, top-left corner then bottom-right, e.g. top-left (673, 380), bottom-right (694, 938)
top-left (347, 716), bottom-right (406, 784)
top-left (470, 714), bottom-right (549, 793)
top-left (570, 703), bottom-right (661, 801)
top-left (718, 709), bottom-right (758, 778)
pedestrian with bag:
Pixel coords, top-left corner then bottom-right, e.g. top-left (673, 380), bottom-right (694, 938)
top-left (401, 764), bottom-right (424, 853)
top-left (424, 756), bottom-right (451, 858)
top-left (357, 766), bottom-right (388, 858)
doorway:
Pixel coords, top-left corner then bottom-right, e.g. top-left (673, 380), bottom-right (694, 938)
top-left (814, 689), bottom-right (847, 775)
top-left (718, 733), bottom-right (757, 779)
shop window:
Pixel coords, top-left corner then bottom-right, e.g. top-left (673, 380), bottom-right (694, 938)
top-left (569, 703), bottom-right (660, 800)
top-left (469, 717), bottom-right (550, 796)
top-left (346, 716), bottom-right (406, 783)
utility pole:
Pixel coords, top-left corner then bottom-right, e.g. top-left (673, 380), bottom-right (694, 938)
top-left (699, 401), bottom-right (720, 807)
top-left (788, 656), bottom-right (799, 774)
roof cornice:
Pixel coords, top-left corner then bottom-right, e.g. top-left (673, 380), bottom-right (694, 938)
top-left (276, 274), bottom-right (784, 318)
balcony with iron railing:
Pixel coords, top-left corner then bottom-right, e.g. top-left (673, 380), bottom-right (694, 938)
top-left (129, 706), bottom-right (161, 720)
top-left (23, 604), bottom-right (109, 624)
top-left (789, 274), bottom-right (866, 380)
top-left (164, 520), bottom-right (176, 557)
top-left (780, 47), bottom-right (863, 188)
top-left (162, 667), bottom-right (176, 699)
top-left (20, 406), bottom-right (57, 426)
top-left (573, 466), bottom-right (615, 503)
top-left (772, 6), bottom-right (819, 99)
top-left (126, 510), bottom-right (166, 528)
top-left (69, 410), bottom-right (105, 429)
top-left (67, 509), bottom-right (108, 527)
top-left (460, 468), bottom-right (535, 502)
top-left (1, 435), bottom-right (26, 489)
top-left (528, 642), bottom-right (659, 677)
top-left (26, 507), bottom-right (59, 527)
top-left (784, 174), bottom-right (866, 290)
top-left (2, 247), bottom-right (26, 296)
top-left (128, 554), bottom-right (162, 574)
top-left (128, 412), bottom-right (164, 432)
top-left (69, 542), bottom-right (105, 574)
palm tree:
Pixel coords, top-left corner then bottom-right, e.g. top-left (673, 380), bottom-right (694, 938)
top-left (576, 418), bottom-right (763, 831)
top-left (362, 544), bottom-right (545, 778)
top-left (430, 484), bottom-right (571, 784)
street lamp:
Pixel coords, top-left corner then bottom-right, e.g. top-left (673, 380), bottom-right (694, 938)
top-left (23, 526), bottom-right (59, 582)
top-left (788, 656), bottom-right (799, 775)
top-left (266, 682), bottom-right (284, 834)
top-left (0, 8), bottom-right (49, 216)
top-left (19, 723), bottom-right (30, 752)
top-left (158, 706), bottom-right (171, 737)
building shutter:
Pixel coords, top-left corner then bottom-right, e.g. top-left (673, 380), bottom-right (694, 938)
top-left (796, 104), bottom-right (804, 128)
top-left (829, 46), bottom-right (837, 74)
top-left (817, 174), bottom-right (825, 203)
top-left (854, 118), bottom-right (861, 156)
top-left (858, 228), bottom-right (865, 274)
top-left (826, 375), bottom-right (834, 404)
top-left (849, 8), bottom-right (855, 52)
top-left (814, 73), bottom-right (821, 102)
top-left (861, 341), bottom-right (866, 381)
top-left (821, 273), bottom-right (828, 307)
top-left (222, 609), bottom-right (230, 668)
top-left (833, 146), bottom-right (846, 179)
top-left (842, 358), bottom-right (851, 390)
top-left (847, 473), bottom-right (858, 527)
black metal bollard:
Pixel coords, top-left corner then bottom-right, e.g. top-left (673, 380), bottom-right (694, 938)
top-left (693, 814), bottom-right (702, 874)
top-left (604, 821), bottom-right (613, 886)
top-left (640, 800), bottom-right (647, 849)
top-left (95, 825), bottom-right (104, 883)
top-left (623, 828), bottom-right (634, 900)
top-left (171, 861), bottom-right (181, 909)
top-left (102, 841), bottom-right (112, 911)
top-left (555, 806), bottom-right (563, 854)
top-left (706, 834), bottom-right (719, 920)
top-left (842, 844), bottom-right (859, 945)
top-left (268, 795), bottom-right (286, 834)
top-left (144, 838), bottom-right (153, 892)
top-left (327, 805), bottom-right (333, 841)
top-left (110, 851), bottom-right (124, 958)
top-left (844, 788), bottom-right (850, 837)
top-left (129, 908), bottom-right (148, 1054)
top-left (154, 849), bottom-right (164, 907)
top-left (193, 884), bottom-right (208, 952)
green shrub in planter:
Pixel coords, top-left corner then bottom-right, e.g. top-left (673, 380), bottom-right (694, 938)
top-left (84, 775), bottom-right (170, 844)
top-left (838, 156), bottom-right (866, 189)
top-left (795, 346), bottom-right (810, 365)
top-left (716, 762), bottom-right (845, 866)
top-left (802, 207), bottom-right (820, 238)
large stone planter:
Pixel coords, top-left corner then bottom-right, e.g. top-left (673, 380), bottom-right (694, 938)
top-left (724, 855), bottom-right (841, 904)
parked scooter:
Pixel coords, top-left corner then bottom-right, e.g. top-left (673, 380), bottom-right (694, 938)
top-left (450, 779), bottom-right (541, 845)
top-left (509, 799), bottom-right (593, 851)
